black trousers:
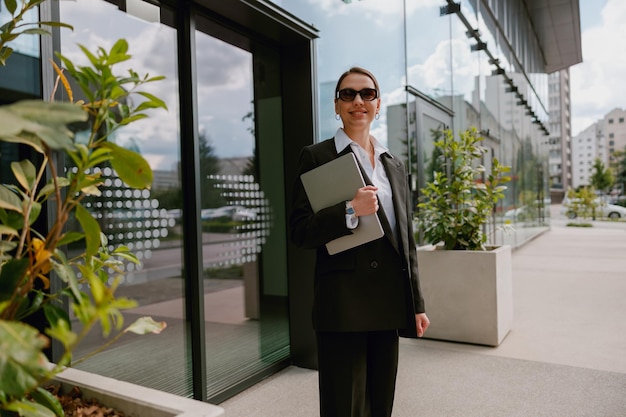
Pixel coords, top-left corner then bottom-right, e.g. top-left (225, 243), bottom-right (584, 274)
top-left (316, 330), bottom-right (399, 417)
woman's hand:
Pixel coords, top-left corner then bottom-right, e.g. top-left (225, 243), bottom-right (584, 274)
top-left (350, 186), bottom-right (378, 216)
top-left (415, 313), bottom-right (430, 337)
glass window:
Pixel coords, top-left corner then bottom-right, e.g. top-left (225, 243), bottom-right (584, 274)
top-left (284, 0), bottom-right (406, 145)
top-left (59, 0), bottom-right (189, 397)
top-left (194, 15), bottom-right (290, 400)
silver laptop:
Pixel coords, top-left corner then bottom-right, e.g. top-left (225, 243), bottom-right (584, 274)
top-left (300, 152), bottom-right (385, 254)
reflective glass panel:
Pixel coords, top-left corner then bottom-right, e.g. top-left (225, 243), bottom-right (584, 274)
top-left (59, 0), bottom-right (189, 397)
top-left (285, 0), bottom-right (405, 147)
top-left (0, 4), bottom-right (39, 57)
top-left (194, 16), bottom-right (290, 400)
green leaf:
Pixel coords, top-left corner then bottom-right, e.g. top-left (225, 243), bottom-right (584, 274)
top-left (20, 28), bottom-right (51, 36)
top-left (14, 290), bottom-right (43, 321)
top-left (0, 320), bottom-right (50, 398)
top-left (119, 113), bottom-right (148, 125)
top-left (0, 129), bottom-right (45, 154)
top-left (29, 387), bottom-right (64, 417)
top-left (125, 316), bottom-right (167, 335)
top-left (42, 303), bottom-right (70, 330)
top-left (0, 207), bottom-right (25, 231)
top-left (77, 44), bottom-right (100, 69)
top-left (109, 38), bottom-right (129, 58)
top-left (11, 160), bottom-right (37, 191)
top-left (1, 101), bottom-right (87, 151)
top-left (44, 317), bottom-right (76, 351)
top-left (37, 177), bottom-right (70, 202)
top-left (4, 398), bottom-right (57, 417)
top-left (111, 250), bottom-right (139, 264)
top-left (74, 204), bottom-right (101, 259)
top-left (56, 231), bottom-right (84, 246)
top-left (0, 225), bottom-right (18, 237)
top-left (101, 142), bottom-right (153, 189)
top-left (25, 200), bottom-right (42, 226)
top-left (145, 75), bottom-right (166, 83)
top-left (37, 21), bottom-right (74, 31)
top-left (7, 100), bottom-right (86, 127)
top-left (0, 46), bottom-right (14, 66)
top-left (0, 107), bottom-right (24, 136)
top-left (51, 257), bottom-right (80, 301)
top-left (0, 184), bottom-right (23, 212)
top-left (5, 0), bottom-right (17, 15)
top-left (80, 264), bottom-right (104, 305)
top-left (136, 91), bottom-right (168, 110)
top-left (0, 258), bottom-right (28, 302)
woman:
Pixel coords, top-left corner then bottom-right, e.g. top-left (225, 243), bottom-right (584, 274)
top-left (290, 67), bottom-right (430, 417)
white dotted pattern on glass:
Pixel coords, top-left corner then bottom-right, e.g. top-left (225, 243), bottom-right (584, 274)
top-left (205, 174), bottom-right (271, 269)
top-left (79, 167), bottom-right (175, 276)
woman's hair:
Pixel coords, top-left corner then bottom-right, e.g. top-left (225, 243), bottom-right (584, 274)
top-left (334, 67), bottom-right (380, 96)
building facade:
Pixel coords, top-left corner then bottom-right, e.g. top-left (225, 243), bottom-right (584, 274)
top-left (572, 123), bottom-right (602, 190)
top-left (0, 0), bottom-right (581, 406)
top-left (571, 107), bottom-right (626, 190)
top-left (604, 108), bottom-right (626, 172)
top-left (548, 69), bottom-right (573, 202)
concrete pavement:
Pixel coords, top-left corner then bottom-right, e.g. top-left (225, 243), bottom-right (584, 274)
top-left (221, 206), bottom-right (626, 416)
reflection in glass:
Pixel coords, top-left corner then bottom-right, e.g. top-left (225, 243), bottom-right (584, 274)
top-left (59, 0), bottom-right (189, 397)
top-left (0, 5), bottom-right (39, 57)
top-left (195, 26), bottom-right (289, 400)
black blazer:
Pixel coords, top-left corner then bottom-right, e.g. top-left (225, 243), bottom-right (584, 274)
top-left (290, 138), bottom-right (425, 338)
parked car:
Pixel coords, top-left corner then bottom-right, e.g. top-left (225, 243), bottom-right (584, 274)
top-left (610, 195), bottom-right (626, 207)
top-left (504, 199), bottom-right (550, 222)
top-left (561, 198), bottom-right (626, 219)
top-left (201, 206), bottom-right (257, 221)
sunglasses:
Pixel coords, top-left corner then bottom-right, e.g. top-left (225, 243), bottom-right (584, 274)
top-left (336, 88), bottom-right (378, 102)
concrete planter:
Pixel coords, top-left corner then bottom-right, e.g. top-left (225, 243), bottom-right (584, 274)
top-left (51, 365), bottom-right (224, 417)
top-left (416, 245), bottom-right (513, 346)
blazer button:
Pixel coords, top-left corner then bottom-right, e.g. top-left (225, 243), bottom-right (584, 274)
top-left (370, 260), bottom-right (378, 269)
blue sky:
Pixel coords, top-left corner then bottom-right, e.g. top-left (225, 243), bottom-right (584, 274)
top-left (570, 0), bottom-right (626, 135)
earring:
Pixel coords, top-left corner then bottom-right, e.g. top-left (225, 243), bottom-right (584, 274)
top-left (375, 113), bottom-right (380, 120)
top-left (335, 114), bottom-right (340, 120)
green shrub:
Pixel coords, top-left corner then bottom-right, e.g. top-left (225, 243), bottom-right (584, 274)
top-left (417, 127), bottom-right (511, 250)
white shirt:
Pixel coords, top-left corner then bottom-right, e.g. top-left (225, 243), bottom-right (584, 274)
top-left (334, 128), bottom-right (397, 235)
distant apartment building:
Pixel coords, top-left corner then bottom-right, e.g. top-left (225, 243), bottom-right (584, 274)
top-left (572, 108), bottom-right (626, 189)
top-left (604, 108), bottom-right (626, 164)
top-left (572, 123), bottom-right (603, 189)
top-left (548, 70), bottom-right (573, 200)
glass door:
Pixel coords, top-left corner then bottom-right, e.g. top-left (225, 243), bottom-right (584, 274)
top-left (194, 16), bottom-right (290, 402)
top-left (59, 0), bottom-right (191, 397)
top-left (57, 0), bottom-right (292, 402)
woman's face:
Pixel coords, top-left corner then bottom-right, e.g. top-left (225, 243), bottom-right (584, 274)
top-left (334, 73), bottom-right (381, 133)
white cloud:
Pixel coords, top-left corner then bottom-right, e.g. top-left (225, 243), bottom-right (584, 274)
top-left (571, 0), bottom-right (626, 136)
top-left (406, 38), bottom-right (475, 98)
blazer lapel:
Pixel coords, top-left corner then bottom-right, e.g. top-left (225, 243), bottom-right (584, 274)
top-left (381, 153), bottom-right (408, 255)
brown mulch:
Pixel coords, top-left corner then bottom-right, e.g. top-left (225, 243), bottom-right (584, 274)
top-left (45, 385), bottom-right (126, 417)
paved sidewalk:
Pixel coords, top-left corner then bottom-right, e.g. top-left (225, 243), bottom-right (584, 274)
top-left (221, 210), bottom-right (626, 416)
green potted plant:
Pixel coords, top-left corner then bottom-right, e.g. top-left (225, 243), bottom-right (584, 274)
top-left (417, 127), bottom-right (511, 250)
top-left (415, 127), bottom-right (514, 346)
